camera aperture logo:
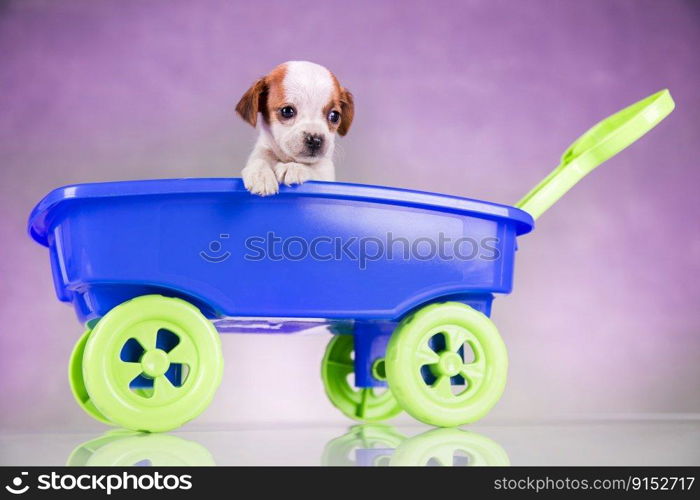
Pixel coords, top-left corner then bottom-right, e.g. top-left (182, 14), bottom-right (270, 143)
top-left (5, 472), bottom-right (29, 495)
top-left (4, 471), bottom-right (193, 495)
top-left (200, 233), bottom-right (231, 263)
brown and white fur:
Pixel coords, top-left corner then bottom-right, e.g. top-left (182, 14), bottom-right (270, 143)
top-left (235, 61), bottom-right (354, 195)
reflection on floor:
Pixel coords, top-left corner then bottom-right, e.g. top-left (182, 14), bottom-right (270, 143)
top-left (67, 430), bottom-right (216, 467)
top-left (1, 419), bottom-right (699, 466)
top-left (64, 425), bottom-right (508, 467)
top-left (321, 425), bottom-right (509, 466)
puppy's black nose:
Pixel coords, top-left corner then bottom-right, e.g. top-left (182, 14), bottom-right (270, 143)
top-left (304, 134), bottom-right (324, 153)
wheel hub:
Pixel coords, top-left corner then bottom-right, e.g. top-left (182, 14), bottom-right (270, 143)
top-left (371, 358), bottom-right (387, 381)
top-left (436, 351), bottom-right (462, 377)
top-left (141, 349), bottom-right (170, 378)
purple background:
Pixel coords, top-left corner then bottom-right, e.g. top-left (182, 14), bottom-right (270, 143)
top-left (1, 0), bottom-right (698, 430)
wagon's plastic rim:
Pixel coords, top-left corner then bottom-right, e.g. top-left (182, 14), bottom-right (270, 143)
top-left (27, 178), bottom-right (535, 246)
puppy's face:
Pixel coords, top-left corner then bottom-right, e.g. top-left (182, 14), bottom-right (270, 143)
top-left (236, 61), bottom-right (354, 163)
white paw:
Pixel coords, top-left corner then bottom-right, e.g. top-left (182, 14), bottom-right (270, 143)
top-left (274, 162), bottom-right (311, 186)
top-left (242, 166), bottom-right (279, 196)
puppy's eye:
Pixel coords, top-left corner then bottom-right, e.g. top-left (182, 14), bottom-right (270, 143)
top-left (327, 110), bottom-right (341, 124)
top-left (279, 106), bottom-right (296, 119)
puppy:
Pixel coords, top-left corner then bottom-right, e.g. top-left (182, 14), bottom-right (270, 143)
top-left (236, 61), bottom-right (354, 195)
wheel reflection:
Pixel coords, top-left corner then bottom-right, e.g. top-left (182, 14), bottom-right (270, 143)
top-left (322, 425), bottom-right (509, 466)
top-left (67, 430), bottom-right (215, 466)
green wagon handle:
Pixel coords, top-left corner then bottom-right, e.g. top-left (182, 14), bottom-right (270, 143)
top-left (516, 89), bottom-right (675, 219)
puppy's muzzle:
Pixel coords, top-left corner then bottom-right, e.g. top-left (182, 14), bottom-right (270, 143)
top-left (303, 133), bottom-right (324, 156)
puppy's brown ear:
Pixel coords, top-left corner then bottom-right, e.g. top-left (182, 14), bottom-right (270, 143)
top-left (236, 77), bottom-right (268, 127)
top-left (338, 88), bottom-right (354, 136)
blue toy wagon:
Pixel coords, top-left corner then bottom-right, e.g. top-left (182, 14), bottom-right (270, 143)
top-left (27, 91), bottom-right (673, 432)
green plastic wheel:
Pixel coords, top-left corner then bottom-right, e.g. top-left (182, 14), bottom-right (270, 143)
top-left (69, 329), bottom-right (114, 426)
top-left (389, 428), bottom-right (510, 466)
top-left (81, 295), bottom-right (223, 432)
top-left (321, 335), bottom-right (402, 422)
top-left (385, 302), bottom-right (507, 427)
